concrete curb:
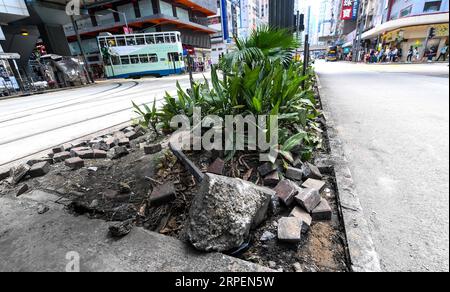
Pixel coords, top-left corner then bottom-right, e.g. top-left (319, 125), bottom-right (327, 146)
top-left (0, 83), bottom-right (96, 102)
top-left (315, 73), bottom-right (382, 272)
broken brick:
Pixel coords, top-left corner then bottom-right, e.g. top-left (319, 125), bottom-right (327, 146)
top-left (65, 157), bottom-right (85, 170)
top-left (149, 182), bottom-right (176, 206)
top-left (311, 198), bottom-right (332, 221)
top-left (28, 161), bottom-right (50, 177)
top-left (27, 157), bottom-right (53, 166)
top-left (118, 138), bottom-right (130, 147)
top-left (53, 151), bottom-right (71, 163)
top-left (144, 144), bottom-right (162, 155)
top-left (295, 188), bottom-right (321, 213)
top-left (125, 131), bottom-right (139, 140)
top-left (277, 217), bottom-right (303, 243)
top-left (289, 206), bottom-right (312, 233)
top-left (16, 184), bottom-right (29, 197)
top-left (257, 162), bottom-right (277, 177)
top-left (302, 178), bottom-right (326, 193)
top-left (207, 158), bottom-right (225, 175)
top-left (9, 164), bottom-right (30, 185)
top-left (285, 167), bottom-right (303, 181)
top-left (274, 180), bottom-right (299, 206)
top-left (264, 171), bottom-right (280, 187)
top-left (302, 162), bottom-right (323, 180)
top-left (107, 146), bottom-right (129, 160)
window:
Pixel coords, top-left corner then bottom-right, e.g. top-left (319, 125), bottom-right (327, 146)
top-left (130, 55), bottom-right (140, 64)
top-left (99, 39), bottom-right (107, 48)
top-left (136, 36), bottom-right (145, 45)
top-left (424, 1), bottom-right (442, 13)
top-left (156, 35), bottom-right (164, 44)
top-left (145, 35), bottom-right (155, 44)
top-left (107, 38), bottom-right (116, 47)
top-left (116, 37), bottom-right (126, 46)
top-left (149, 54), bottom-right (158, 63)
top-left (165, 35), bottom-right (171, 43)
top-left (400, 5), bottom-right (412, 18)
top-left (139, 55), bottom-right (149, 63)
top-left (170, 35), bottom-right (176, 43)
top-left (177, 35), bottom-right (181, 42)
top-left (121, 56), bottom-right (130, 65)
top-left (111, 55), bottom-right (121, 65)
top-left (126, 36), bottom-right (136, 46)
top-left (168, 52), bottom-right (180, 62)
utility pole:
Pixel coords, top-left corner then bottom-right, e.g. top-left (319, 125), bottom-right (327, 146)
top-left (71, 15), bottom-right (94, 83)
top-left (353, 0), bottom-right (366, 62)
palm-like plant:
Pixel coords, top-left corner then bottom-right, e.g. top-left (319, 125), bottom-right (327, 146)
top-left (219, 26), bottom-right (300, 72)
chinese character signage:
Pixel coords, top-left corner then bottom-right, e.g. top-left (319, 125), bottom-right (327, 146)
top-left (341, 0), bottom-right (359, 21)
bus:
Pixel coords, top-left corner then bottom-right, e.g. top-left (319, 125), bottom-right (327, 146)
top-left (98, 31), bottom-right (185, 78)
top-left (326, 46), bottom-right (338, 62)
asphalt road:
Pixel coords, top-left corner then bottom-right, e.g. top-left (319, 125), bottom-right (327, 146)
top-left (316, 61), bottom-right (449, 272)
top-left (0, 73), bottom-right (207, 168)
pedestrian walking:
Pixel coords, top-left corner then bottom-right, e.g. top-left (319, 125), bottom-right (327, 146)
top-left (427, 47), bottom-right (436, 62)
top-left (407, 46), bottom-right (414, 63)
top-left (414, 47), bottom-right (420, 62)
top-left (391, 47), bottom-right (399, 62)
top-left (436, 45), bottom-right (448, 62)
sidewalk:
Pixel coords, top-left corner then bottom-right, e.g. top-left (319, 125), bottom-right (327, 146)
top-left (0, 190), bottom-right (272, 272)
top-left (0, 83), bottom-right (96, 101)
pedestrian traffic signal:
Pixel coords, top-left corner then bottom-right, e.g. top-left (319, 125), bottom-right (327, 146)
top-left (428, 27), bottom-right (436, 39)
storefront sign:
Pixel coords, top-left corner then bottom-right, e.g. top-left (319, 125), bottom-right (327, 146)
top-left (341, 0), bottom-right (359, 21)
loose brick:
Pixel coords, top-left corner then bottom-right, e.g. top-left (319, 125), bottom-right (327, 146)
top-left (53, 151), bottom-right (71, 162)
top-left (118, 138), bottom-right (130, 147)
top-left (207, 158), bottom-right (225, 175)
top-left (65, 157), bottom-right (85, 170)
top-left (292, 158), bottom-right (304, 169)
top-left (107, 146), bottom-right (129, 160)
top-left (27, 157), bottom-right (53, 166)
top-left (125, 131), bottom-right (139, 140)
top-left (52, 146), bottom-right (64, 154)
top-left (104, 137), bottom-right (116, 149)
top-left (62, 143), bottom-right (73, 151)
top-left (311, 198), bottom-right (332, 221)
top-left (144, 144), bottom-right (162, 155)
top-left (149, 182), bottom-right (176, 206)
top-left (295, 188), bottom-right (321, 213)
top-left (285, 167), bottom-right (303, 181)
top-left (289, 206), bottom-right (312, 233)
top-left (93, 149), bottom-right (107, 159)
top-left (257, 162), bottom-right (277, 176)
top-left (274, 180), bottom-right (299, 206)
top-left (302, 162), bottom-right (323, 180)
top-left (278, 217), bottom-right (303, 243)
top-left (264, 171), bottom-right (280, 187)
top-left (28, 161), bottom-right (50, 177)
top-left (302, 178), bottom-right (326, 193)
top-left (77, 150), bottom-right (95, 159)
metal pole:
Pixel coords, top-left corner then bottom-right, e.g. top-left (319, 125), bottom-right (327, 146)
top-left (302, 34), bottom-right (309, 89)
top-left (188, 54), bottom-right (194, 90)
top-left (71, 15), bottom-right (94, 83)
top-left (353, 0), bottom-right (366, 62)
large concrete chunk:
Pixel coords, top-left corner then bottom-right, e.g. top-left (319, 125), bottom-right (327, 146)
top-left (186, 173), bottom-right (271, 252)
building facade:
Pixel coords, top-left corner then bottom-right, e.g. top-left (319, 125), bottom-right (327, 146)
top-left (361, 0), bottom-right (449, 61)
top-left (0, 0), bottom-right (30, 92)
top-left (208, 0), bottom-right (241, 64)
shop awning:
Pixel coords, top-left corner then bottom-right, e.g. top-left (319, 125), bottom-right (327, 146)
top-left (362, 12), bottom-right (449, 40)
top-left (342, 41), bottom-right (353, 48)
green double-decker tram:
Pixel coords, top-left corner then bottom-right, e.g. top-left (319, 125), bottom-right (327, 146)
top-left (98, 31), bottom-right (185, 78)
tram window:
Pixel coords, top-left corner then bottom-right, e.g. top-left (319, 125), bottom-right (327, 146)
top-left (99, 39), bottom-right (107, 48)
top-left (149, 54), bottom-right (158, 63)
top-left (136, 36), bottom-right (145, 45)
top-left (116, 37), bottom-right (126, 46)
top-left (121, 56), bottom-right (130, 65)
top-left (170, 35), bottom-right (176, 43)
top-left (111, 55), bottom-right (121, 65)
top-left (156, 35), bottom-right (164, 44)
top-left (107, 38), bottom-right (116, 47)
top-left (177, 35), bottom-right (181, 42)
top-left (139, 55), bottom-right (149, 63)
top-left (130, 55), bottom-right (140, 64)
top-left (168, 52), bottom-right (180, 62)
top-left (165, 36), bottom-right (171, 43)
top-left (126, 36), bottom-right (136, 46)
top-left (145, 35), bottom-right (155, 44)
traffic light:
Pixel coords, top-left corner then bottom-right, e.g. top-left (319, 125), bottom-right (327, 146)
top-left (428, 27), bottom-right (436, 39)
